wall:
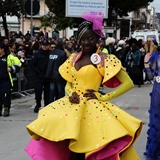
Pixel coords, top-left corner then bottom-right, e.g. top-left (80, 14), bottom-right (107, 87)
top-left (0, 16), bottom-right (20, 36)
top-left (20, 0), bottom-right (52, 37)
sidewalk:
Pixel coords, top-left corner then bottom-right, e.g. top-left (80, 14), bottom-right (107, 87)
top-left (11, 93), bottom-right (35, 108)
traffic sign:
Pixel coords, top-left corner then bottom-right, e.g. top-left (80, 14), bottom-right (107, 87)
top-left (25, 0), bottom-right (40, 16)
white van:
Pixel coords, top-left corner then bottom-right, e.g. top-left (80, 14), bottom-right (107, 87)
top-left (132, 29), bottom-right (159, 44)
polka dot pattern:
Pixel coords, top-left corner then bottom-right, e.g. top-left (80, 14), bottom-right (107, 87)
top-left (27, 53), bottom-right (142, 159)
top-left (97, 54), bottom-right (122, 86)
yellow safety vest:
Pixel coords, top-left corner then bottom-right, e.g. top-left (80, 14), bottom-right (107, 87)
top-left (7, 54), bottom-right (22, 86)
top-left (101, 48), bottom-right (109, 54)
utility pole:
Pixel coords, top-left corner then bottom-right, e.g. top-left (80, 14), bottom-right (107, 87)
top-left (25, 0), bottom-right (40, 41)
top-left (30, 0), bottom-right (33, 42)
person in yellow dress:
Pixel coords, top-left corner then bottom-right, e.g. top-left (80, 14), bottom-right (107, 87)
top-left (25, 11), bottom-right (142, 160)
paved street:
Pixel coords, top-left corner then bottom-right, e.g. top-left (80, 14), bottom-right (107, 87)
top-left (0, 84), bottom-right (152, 160)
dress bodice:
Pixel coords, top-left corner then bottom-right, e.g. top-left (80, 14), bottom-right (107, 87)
top-left (71, 65), bottom-right (103, 92)
top-left (59, 53), bottom-right (123, 90)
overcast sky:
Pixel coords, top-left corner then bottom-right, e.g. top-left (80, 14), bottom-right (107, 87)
top-left (150, 0), bottom-right (160, 12)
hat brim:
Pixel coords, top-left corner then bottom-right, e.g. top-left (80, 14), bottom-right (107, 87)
top-left (42, 43), bottom-right (50, 46)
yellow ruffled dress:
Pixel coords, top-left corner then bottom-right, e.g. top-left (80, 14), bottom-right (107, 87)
top-left (26, 53), bottom-right (142, 160)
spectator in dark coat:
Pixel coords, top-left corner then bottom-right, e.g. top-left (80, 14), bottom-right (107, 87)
top-left (105, 37), bottom-right (115, 54)
top-left (114, 40), bottom-right (126, 67)
top-left (31, 39), bottom-right (50, 113)
top-left (45, 38), bottom-right (67, 102)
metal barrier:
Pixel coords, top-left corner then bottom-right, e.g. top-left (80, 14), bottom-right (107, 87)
top-left (12, 58), bottom-right (36, 97)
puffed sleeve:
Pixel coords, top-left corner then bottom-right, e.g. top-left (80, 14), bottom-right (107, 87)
top-left (97, 54), bottom-right (123, 88)
top-left (59, 53), bottom-right (76, 83)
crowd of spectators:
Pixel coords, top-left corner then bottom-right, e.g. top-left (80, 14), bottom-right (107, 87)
top-left (0, 29), bottom-right (158, 98)
top-left (97, 36), bottom-right (158, 87)
top-left (0, 31), bottom-right (158, 87)
top-left (0, 31), bottom-right (158, 90)
top-left (0, 30), bottom-right (84, 114)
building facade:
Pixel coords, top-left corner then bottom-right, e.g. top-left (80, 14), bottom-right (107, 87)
top-left (0, 1), bottom-right (160, 40)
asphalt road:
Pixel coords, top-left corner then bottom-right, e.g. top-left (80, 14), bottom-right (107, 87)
top-left (0, 84), bottom-right (152, 160)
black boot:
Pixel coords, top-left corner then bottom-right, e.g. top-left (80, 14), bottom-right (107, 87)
top-left (3, 107), bottom-right (10, 117)
top-left (34, 101), bottom-right (41, 113)
top-left (138, 81), bottom-right (141, 88)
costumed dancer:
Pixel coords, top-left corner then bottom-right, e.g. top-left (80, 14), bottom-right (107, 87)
top-left (144, 46), bottom-right (160, 160)
top-left (25, 11), bottom-right (142, 160)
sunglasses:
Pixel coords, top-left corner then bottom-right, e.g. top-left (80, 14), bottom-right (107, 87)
top-left (51, 46), bottom-right (55, 49)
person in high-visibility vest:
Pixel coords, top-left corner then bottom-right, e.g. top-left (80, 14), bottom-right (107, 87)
top-left (98, 38), bottom-right (108, 54)
top-left (0, 42), bottom-right (21, 117)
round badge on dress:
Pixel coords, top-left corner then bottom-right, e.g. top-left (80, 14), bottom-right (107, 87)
top-left (90, 53), bottom-right (101, 64)
top-left (156, 76), bottom-right (160, 83)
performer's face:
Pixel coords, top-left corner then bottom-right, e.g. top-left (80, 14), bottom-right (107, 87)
top-left (80, 30), bottom-right (99, 53)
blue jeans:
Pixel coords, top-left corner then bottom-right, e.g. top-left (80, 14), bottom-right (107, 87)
top-left (49, 82), bottom-right (66, 103)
